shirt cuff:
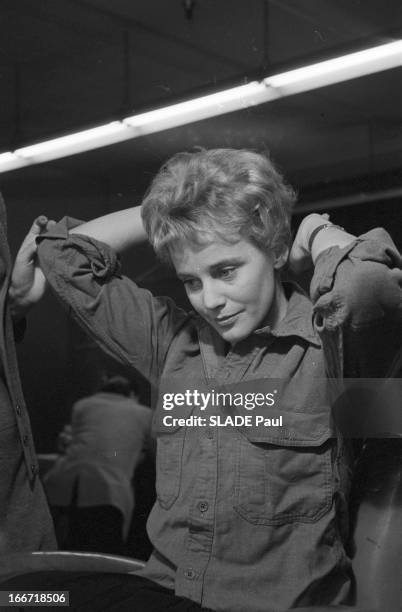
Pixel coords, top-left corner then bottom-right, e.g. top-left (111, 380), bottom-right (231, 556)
top-left (36, 216), bottom-right (84, 242)
top-left (310, 228), bottom-right (401, 302)
top-left (37, 216), bottom-right (122, 280)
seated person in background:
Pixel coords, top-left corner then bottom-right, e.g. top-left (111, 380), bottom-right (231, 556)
top-left (43, 376), bottom-right (152, 555)
top-left (12, 148), bottom-right (402, 611)
top-left (0, 195), bottom-right (55, 554)
top-left (56, 423), bottom-right (72, 454)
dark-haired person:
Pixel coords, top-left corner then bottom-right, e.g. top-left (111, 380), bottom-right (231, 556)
top-left (43, 376), bottom-right (152, 554)
top-left (13, 149), bottom-right (402, 611)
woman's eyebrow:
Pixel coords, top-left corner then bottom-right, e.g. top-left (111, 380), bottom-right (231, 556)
top-left (176, 257), bottom-right (244, 279)
top-left (209, 257), bottom-right (244, 272)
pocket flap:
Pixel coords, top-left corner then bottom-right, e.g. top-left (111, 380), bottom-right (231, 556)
top-left (237, 409), bottom-right (332, 446)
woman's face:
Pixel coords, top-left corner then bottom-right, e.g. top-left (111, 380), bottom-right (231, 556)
top-left (171, 237), bottom-right (288, 345)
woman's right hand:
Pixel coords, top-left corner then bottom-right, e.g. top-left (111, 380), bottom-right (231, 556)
top-left (9, 215), bottom-right (56, 319)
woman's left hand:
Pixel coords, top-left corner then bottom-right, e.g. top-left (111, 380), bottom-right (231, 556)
top-left (288, 213), bottom-right (330, 275)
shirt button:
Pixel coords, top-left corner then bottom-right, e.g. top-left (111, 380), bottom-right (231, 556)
top-left (22, 434), bottom-right (29, 446)
top-left (197, 501), bottom-right (209, 513)
top-left (31, 464), bottom-right (38, 476)
top-left (184, 568), bottom-right (195, 580)
top-left (16, 404), bottom-right (22, 416)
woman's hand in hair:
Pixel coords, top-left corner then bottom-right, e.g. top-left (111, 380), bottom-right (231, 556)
top-left (288, 213), bottom-right (330, 274)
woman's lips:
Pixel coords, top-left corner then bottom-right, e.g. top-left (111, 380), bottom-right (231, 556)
top-left (215, 311), bottom-right (242, 325)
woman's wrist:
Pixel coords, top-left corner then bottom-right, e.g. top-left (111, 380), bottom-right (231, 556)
top-left (298, 214), bottom-right (330, 253)
top-left (296, 213), bottom-right (356, 264)
top-left (307, 222), bottom-right (345, 252)
top-left (305, 218), bottom-right (356, 263)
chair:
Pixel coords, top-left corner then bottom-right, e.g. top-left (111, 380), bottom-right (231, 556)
top-left (292, 608), bottom-right (370, 611)
top-left (0, 551), bottom-right (145, 584)
top-left (351, 440), bottom-right (402, 612)
top-left (0, 552), bottom-right (374, 611)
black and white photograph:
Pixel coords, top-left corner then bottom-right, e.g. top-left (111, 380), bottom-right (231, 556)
top-left (0, 2), bottom-right (401, 611)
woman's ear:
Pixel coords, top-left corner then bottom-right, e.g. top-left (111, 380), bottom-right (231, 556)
top-left (273, 245), bottom-right (289, 270)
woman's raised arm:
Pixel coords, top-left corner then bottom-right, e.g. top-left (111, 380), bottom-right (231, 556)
top-left (70, 205), bottom-right (147, 253)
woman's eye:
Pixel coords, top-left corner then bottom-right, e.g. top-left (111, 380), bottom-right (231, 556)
top-left (183, 278), bottom-right (201, 291)
top-left (219, 267), bottom-right (235, 279)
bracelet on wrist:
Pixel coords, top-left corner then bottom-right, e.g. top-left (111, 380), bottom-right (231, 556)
top-left (307, 222), bottom-right (344, 253)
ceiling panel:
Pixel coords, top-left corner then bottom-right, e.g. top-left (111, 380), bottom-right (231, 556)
top-left (0, 0), bottom-right (401, 201)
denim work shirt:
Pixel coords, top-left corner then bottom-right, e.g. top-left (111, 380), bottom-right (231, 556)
top-left (37, 221), bottom-right (402, 612)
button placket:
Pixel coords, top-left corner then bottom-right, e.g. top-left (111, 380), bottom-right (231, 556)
top-left (197, 501), bottom-right (209, 513)
top-left (184, 568), bottom-right (196, 580)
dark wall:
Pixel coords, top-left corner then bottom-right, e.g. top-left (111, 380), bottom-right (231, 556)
top-left (1, 165), bottom-right (110, 451)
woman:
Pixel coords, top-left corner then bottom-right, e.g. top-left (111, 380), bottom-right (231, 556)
top-left (16, 149), bottom-right (402, 610)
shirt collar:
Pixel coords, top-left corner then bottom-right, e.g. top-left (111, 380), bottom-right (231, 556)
top-left (253, 282), bottom-right (321, 347)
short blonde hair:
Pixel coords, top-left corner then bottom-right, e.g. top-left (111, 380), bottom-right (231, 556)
top-left (141, 148), bottom-right (296, 266)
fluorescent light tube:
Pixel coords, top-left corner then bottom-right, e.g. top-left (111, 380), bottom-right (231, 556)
top-left (0, 152), bottom-right (29, 173)
top-left (124, 81), bottom-right (277, 134)
top-left (265, 40), bottom-right (402, 95)
top-left (15, 122), bottom-right (132, 163)
top-left (0, 40), bottom-right (400, 173)
top-left (0, 123), bottom-right (134, 171)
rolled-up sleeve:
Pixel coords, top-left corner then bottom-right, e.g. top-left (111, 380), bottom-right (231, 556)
top-left (310, 228), bottom-right (402, 377)
top-left (37, 217), bottom-right (190, 384)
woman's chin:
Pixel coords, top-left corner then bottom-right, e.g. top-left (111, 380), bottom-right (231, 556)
top-left (217, 323), bottom-right (250, 345)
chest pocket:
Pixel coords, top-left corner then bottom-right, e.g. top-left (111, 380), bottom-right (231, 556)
top-left (234, 411), bottom-right (333, 525)
top-left (155, 430), bottom-right (185, 510)
top-left (152, 401), bottom-right (186, 511)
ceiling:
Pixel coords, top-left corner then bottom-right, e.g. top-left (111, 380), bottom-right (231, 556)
top-left (0, 0), bottom-right (401, 206)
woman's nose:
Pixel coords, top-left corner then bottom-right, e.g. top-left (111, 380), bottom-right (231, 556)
top-left (202, 281), bottom-right (225, 310)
